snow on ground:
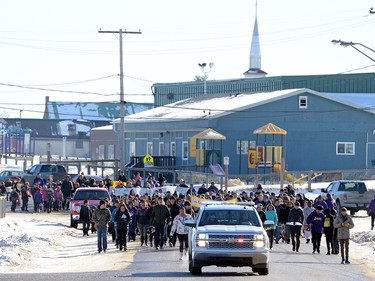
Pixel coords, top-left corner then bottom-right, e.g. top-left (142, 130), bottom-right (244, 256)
top-left (0, 212), bottom-right (135, 273)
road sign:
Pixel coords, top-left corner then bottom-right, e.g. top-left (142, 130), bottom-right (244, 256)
top-left (143, 154), bottom-right (154, 167)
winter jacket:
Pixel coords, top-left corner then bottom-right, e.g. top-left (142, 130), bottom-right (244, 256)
top-left (151, 204), bottom-right (171, 225)
top-left (54, 189), bottom-right (64, 202)
top-left (288, 207), bottom-right (304, 224)
top-left (169, 203), bottom-right (180, 220)
top-left (325, 197), bottom-right (335, 211)
top-left (265, 210), bottom-right (278, 230)
top-left (334, 214), bottom-right (354, 240)
top-left (303, 206), bottom-right (315, 225)
top-left (34, 191), bottom-right (43, 204)
top-left (306, 210), bottom-right (325, 233)
top-left (80, 205), bottom-right (92, 222)
top-left (171, 214), bottom-right (192, 235)
top-left (368, 198), bottom-right (375, 214)
top-left (136, 207), bottom-right (150, 225)
top-left (313, 200), bottom-right (328, 210)
top-left (115, 209), bottom-right (131, 229)
top-left (10, 190), bottom-right (19, 202)
top-left (278, 205), bottom-right (290, 224)
top-left (93, 207), bottom-right (111, 228)
top-left (323, 210), bottom-right (334, 236)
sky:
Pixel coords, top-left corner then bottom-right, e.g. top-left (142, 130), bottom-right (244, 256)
top-left (0, 0), bottom-right (374, 119)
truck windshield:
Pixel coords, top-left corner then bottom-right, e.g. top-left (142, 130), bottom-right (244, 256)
top-left (74, 190), bottom-right (109, 201)
top-left (199, 210), bottom-right (261, 226)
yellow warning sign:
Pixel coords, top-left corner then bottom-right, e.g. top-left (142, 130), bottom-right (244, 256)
top-left (143, 154), bottom-right (154, 167)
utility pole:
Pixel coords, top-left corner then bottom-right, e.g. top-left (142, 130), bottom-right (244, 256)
top-left (99, 29), bottom-right (141, 173)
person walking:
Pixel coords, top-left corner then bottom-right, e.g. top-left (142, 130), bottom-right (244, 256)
top-left (115, 203), bottom-right (131, 251)
top-left (20, 184), bottom-right (31, 212)
top-left (93, 200), bottom-right (111, 253)
top-left (334, 207), bottom-right (354, 264)
top-left (306, 205), bottom-right (325, 254)
top-left (287, 201), bottom-right (304, 252)
top-left (151, 196), bottom-right (171, 250)
top-left (9, 186), bottom-right (19, 212)
top-left (265, 203), bottom-right (278, 250)
top-left (323, 208), bottom-right (334, 255)
top-left (367, 195), bottom-right (375, 230)
top-left (61, 175), bottom-right (74, 210)
top-left (136, 201), bottom-right (150, 246)
top-left (80, 200), bottom-right (92, 236)
top-left (302, 200), bottom-right (314, 244)
top-left (170, 206), bottom-right (192, 260)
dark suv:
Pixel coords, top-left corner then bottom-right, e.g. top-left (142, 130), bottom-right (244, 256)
top-left (21, 164), bottom-right (68, 184)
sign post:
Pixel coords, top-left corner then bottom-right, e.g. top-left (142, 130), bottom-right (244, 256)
top-left (224, 156), bottom-right (229, 192)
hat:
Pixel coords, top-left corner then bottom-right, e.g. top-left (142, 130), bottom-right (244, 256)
top-left (316, 205), bottom-right (323, 211)
top-left (341, 207), bottom-right (347, 212)
top-left (99, 200), bottom-right (106, 206)
top-left (257, 203), bottom-right (263, 208)
top-left (114, 199), bottom-right (119, 204)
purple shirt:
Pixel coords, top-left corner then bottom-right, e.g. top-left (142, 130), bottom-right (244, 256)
top-left (306, 210), bottom-right (325, 233)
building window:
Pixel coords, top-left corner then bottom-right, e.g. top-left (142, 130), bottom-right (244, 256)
top-left (336, 142), bottom-right (355, 155)
top-left (147, 142), bottom-right (153, 155)
top-left (170, 142), bottom-right (176, 156)
top-left (299, 96), bottom-right (307, 109)
top-left (76, 140), bottom-right (83, 149)
top-left (130, 142), bottom-right (135, 157)
top-left (98, 145), bottom-right (104, 160)
top-left (182, 141), bottom-right (188, 160)
top-left (107, 145), bottom-right (114, 160)
top-left (159, 142), bottom-right (164, 156)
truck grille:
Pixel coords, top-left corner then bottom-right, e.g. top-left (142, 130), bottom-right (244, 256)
top-left (207, 234), bottom-right (256, 249)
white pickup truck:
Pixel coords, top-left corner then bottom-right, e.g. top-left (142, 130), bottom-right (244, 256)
top-left (321, 180), bottom-right (374, 215)
top-left (185, 203), bottom-right (273, 276)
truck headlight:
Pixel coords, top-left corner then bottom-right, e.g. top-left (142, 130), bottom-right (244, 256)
top-left (253, 240), bottom-right (266, 248)
top-left (196, 233), bottom-right (208, 247)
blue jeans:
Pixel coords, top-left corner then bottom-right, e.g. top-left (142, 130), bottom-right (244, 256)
top-left (97, 227), bottom-right (108, 252)
top-left (154, 224), bottom-right (165, 248)
top-left (82, 220), bottom-right (90, 235)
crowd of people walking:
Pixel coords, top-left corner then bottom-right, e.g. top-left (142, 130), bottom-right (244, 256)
top-left (2, 171), bottom-right (375, 265)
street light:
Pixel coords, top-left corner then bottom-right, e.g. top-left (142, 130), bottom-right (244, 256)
top-left (198, 62), bottom-right (214, 95)
top-left (331, 39), bottom-right (375, 63)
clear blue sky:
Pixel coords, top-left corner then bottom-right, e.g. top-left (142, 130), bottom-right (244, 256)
top-left (0, 0), bottom-right (374, 118)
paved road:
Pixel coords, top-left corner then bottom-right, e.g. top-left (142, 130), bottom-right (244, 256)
top-left (1, 199), bottom-right (374, 281)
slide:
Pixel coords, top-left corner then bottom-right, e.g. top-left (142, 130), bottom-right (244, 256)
top-left (273, 164), bottom-right (305, 184)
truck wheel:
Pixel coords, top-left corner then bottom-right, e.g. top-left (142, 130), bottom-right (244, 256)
top-left (257, 268), bottom-right (269, 276)
top-left (350, 210), bottom-right (356, 216)
top-left (191, 266), bottom-right (202, 275)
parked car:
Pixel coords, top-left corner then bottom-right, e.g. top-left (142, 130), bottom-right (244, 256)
top-left (71, 174), bottom-right (104, 186)
top-left (70, 187), bottom-right (111, 228)
top-left (0, 170), bottom-right (23, 182)
top-left (321, 180), bottom-right (375, 215)
top-left (185, 202), bottom-right (273, 276)
top-left (21, 164), bottom-right (69, 184)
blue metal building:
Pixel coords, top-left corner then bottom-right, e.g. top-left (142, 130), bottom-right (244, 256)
top-left (119, 88), bottom-right (375, 174)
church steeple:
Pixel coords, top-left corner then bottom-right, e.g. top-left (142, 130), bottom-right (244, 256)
top-left (243, 0), bottom-right (267, 78)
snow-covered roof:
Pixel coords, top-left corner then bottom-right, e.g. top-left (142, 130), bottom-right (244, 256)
top-left (322, 93), bottom-right (375, 114)
top-left (46, 102), bottom-right (153, 121)
top-left (121, 88), bottom-right (306, 123)
top-left (91, 124), bottom-right (113, 131)
top-left (118, 89), bottom-right (375, 124)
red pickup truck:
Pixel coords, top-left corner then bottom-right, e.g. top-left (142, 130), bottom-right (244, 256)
top-left (70, 187), bottom-right (111, 228)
